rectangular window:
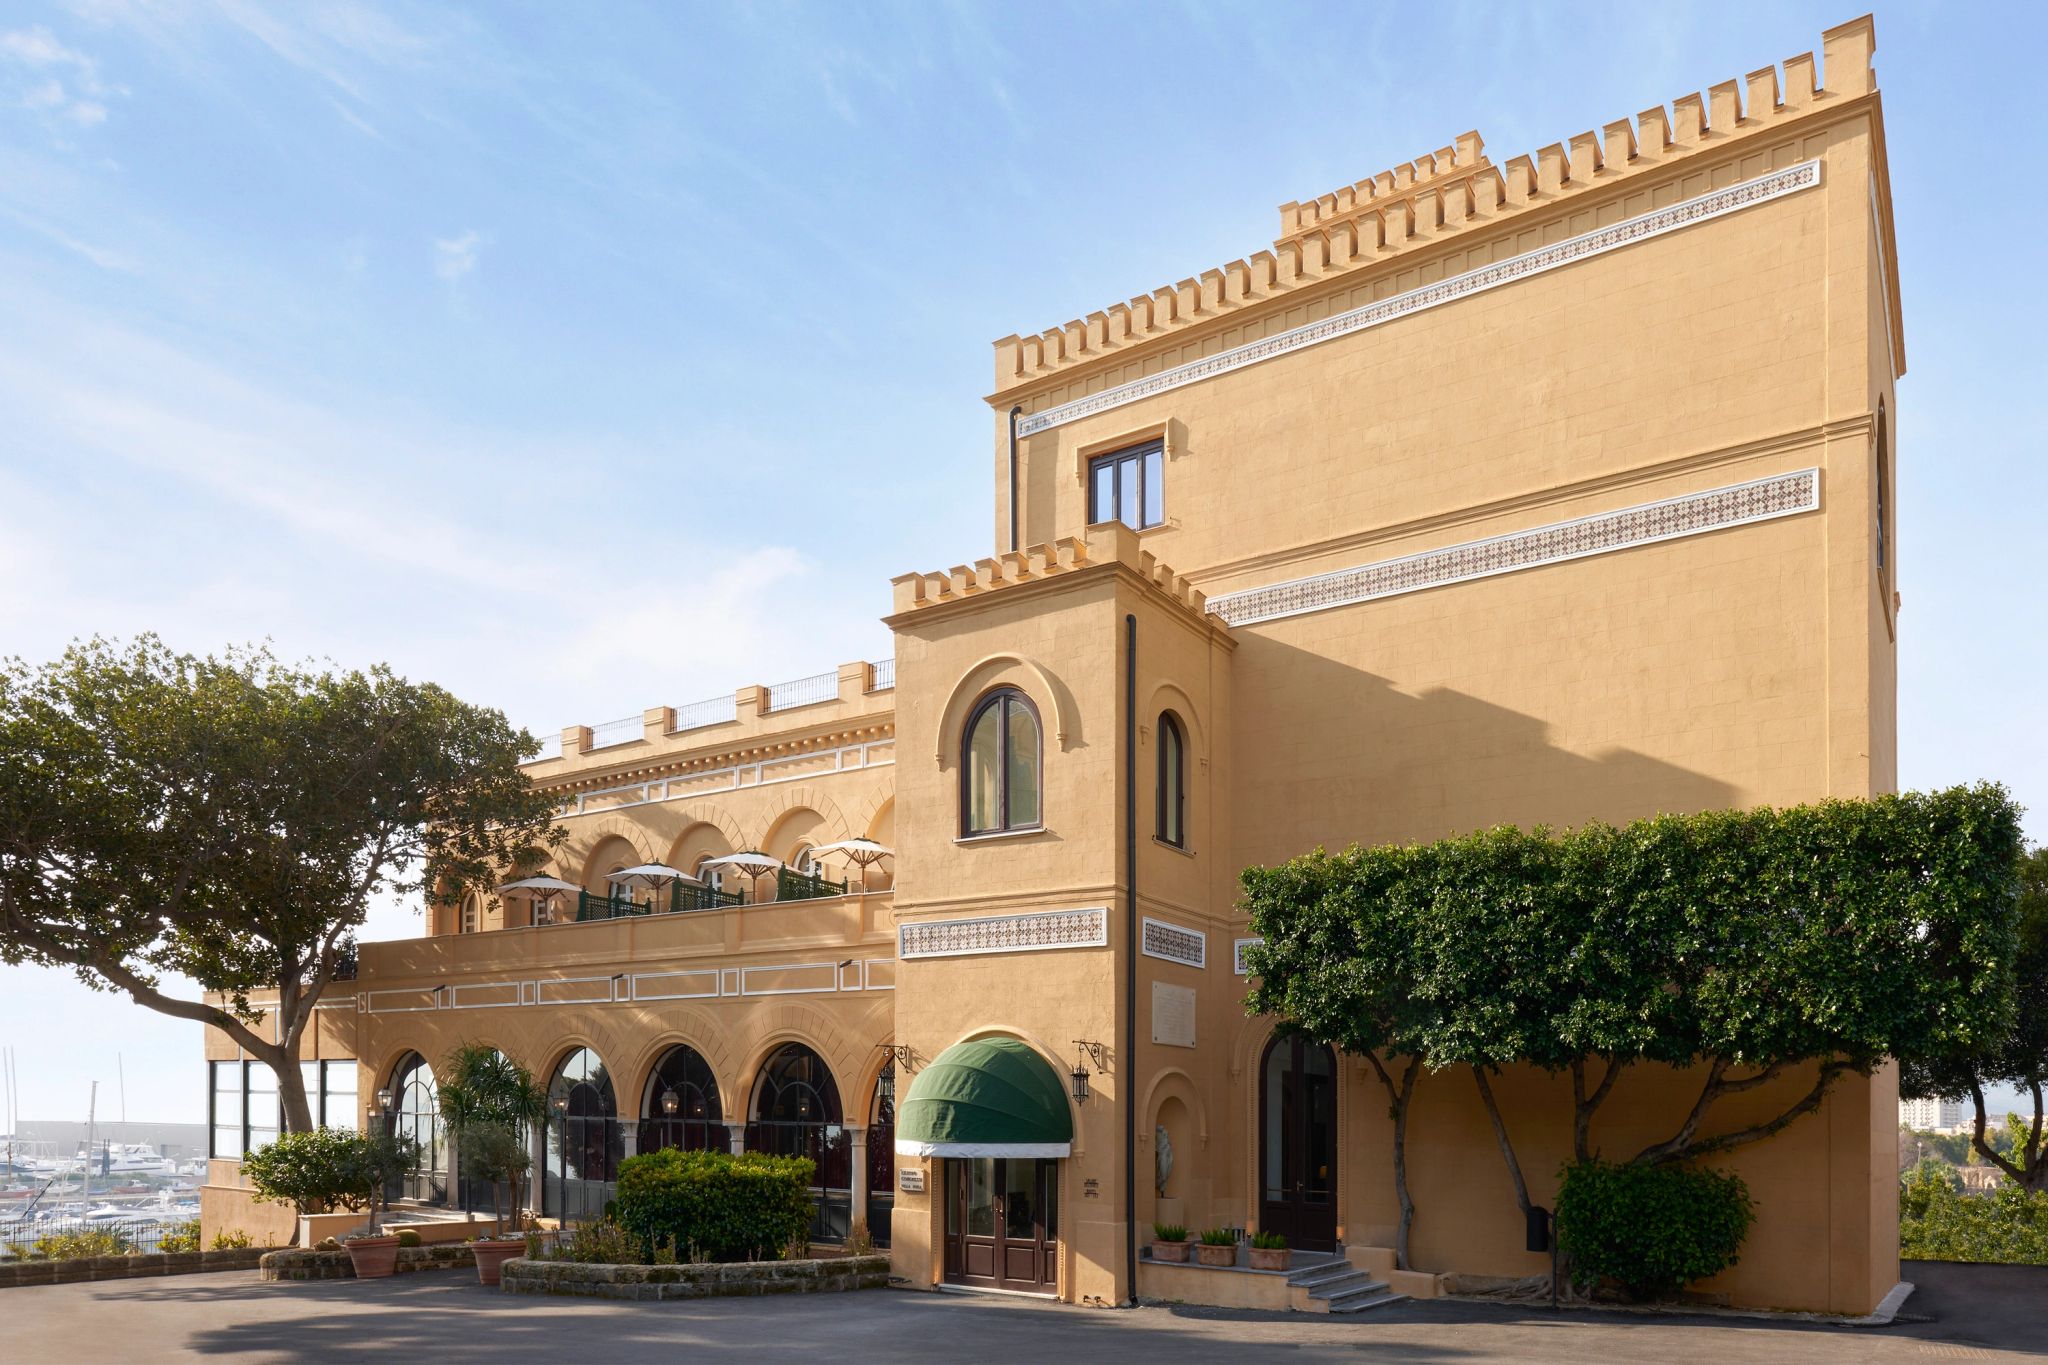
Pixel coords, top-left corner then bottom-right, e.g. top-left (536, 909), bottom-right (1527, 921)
top-left (1087, 442), bottom-right (1164, 531)
top-left (244, 1062), bottom-right (277, 1153)
top-left (210, 1062), bottom-right (244, 1159)
top-left (325, 1061), bottom-right (359, 1132)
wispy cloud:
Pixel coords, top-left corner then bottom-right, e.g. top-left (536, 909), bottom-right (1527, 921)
top-left (2, 23), bottom-right (121, 129)
top-left (434, 228), bottom-right (481, 282)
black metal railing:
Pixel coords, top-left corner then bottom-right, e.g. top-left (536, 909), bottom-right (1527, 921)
top-left (572, 871), bottom-right (851, 926)
top-left (776, 867), bottom-right (849, 902)
top-left (0, 1215), bottom-right (201, 1259)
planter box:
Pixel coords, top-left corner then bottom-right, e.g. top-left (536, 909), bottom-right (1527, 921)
top-left (1194, 1243), bottom-right (1238, 1268)
top-left (1248, 1246), bottom-right (1289, 1271)
top-left (1152, 1240), bottom-right (1191, 1263)
top-left (345, 1237), bottom-right (401, 1279)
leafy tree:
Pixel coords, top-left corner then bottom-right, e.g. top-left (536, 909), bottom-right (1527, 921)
top-left (437, 1043), bottom-right (549, 1236)
top-left (0, 637), bottom-right (564, 1131)
top-left (242, 1127), bottom-right (377, 1217)
top-left (1900, 1127), bottom-right (1970, 1168)
top-left (1904, 844), bottom-right (2048, 1191)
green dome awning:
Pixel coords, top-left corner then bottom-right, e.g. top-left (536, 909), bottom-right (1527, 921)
top-left (895, 1037), bottom-right (1074, 1159)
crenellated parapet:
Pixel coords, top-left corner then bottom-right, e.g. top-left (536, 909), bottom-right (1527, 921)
top-left (890, 522), bottom-right (1223, 633)
top-left (991, 16), bottom-right (1876, 395)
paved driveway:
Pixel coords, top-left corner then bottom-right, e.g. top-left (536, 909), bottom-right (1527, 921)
top-left (9, 1261), bottom-right (2043, 1362)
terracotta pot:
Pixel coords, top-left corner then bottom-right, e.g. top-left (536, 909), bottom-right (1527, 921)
top-left (345, 1235), bottom-right (401, 1279)
top-left (1194, 1242), bottom-right (1237, 1268)
top-left (471, 1239), bottom-right (525, 1286)
top-left (1151, 1239), bottom-right (1191, 1263)
top-left (1248, 1246), bottom-right (1289, 1271)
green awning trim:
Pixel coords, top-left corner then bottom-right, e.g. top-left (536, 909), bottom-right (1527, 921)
top-left (894, 1036), bottom-right (1074, 1159)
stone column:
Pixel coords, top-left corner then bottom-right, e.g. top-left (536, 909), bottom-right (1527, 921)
top-left (847, 1125), bottom-right (868, 1233)
top-left (727, 1122), bottom-right (747, 1156)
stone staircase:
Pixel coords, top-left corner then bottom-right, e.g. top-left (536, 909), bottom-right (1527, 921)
top-left (1286, 1254), bottom-right (1409, 1314)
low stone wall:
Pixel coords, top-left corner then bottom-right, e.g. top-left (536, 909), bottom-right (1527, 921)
top-left (260, 1245), bottom-right (477, 1281)
top-left (0, 1248), bottom-right (270, 1288)
top-left (502, 1254), bottom-right (890, 1300)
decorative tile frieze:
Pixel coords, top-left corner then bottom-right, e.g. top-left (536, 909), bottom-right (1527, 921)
top-left (1208, 468), bottom-right (1820, 629)
top-left (1234, 938), bottom-right (1263, 976)
top-left (1141, 917), bottom-right (1207, 969)
top-left (898, 907), bottom-right (1109, 960)
top-left (1018, 161), bottom-right (1821, 437)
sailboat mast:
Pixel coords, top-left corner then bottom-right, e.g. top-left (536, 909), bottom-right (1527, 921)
top-left (83, 1079), bottom-right (96, 1207)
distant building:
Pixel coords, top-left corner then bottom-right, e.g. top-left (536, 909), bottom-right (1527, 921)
top-left (1900, 1097), bottom-right (1967, 1132)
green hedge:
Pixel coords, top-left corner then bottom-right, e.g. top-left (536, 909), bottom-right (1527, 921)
top-left (613, 1148), bottom-right (816, 1263)
top-left (1556, 1159), bottom-right (1754, 1299)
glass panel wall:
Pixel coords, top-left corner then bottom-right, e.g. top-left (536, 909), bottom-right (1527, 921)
top-left (746, 1044), bottom-right (849, 1242)
top-left (545, 1047), bottom-right (622, 1222)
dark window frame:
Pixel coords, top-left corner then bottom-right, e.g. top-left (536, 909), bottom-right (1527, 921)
top-left (960, 688), bottom-right (1044, 836)
top-left (1875, 400), bottom-right (1890, 584)
top-left (1156, 711), bottom-right (1187, 847)
top-left (1087, 440), bottom-right (1165, 531)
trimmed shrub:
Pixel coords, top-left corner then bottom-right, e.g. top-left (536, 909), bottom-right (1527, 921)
top-left (613, 1148), bottom-right (815, 1263)
top-left (241, 1127), bottom-right (375, 1216)
top-left (1901, 1174), bottom-right (2048, 1264)
top-left (1556, 1159), bottom-right (1754, 1300)
top-left (396, 1228), bottom-right (423, 1248)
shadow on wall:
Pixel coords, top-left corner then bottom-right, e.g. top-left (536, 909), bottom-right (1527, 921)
top-left (1230, 633), bottom-right (1743, 864)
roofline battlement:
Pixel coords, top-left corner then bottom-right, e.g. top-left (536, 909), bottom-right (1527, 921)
top-left (889, 522), bottom-right (1225, 635)
top-left (991, 15), bottom-right (1879, 398)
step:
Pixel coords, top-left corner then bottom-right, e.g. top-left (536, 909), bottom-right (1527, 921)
top-left (1310, 1274), bottom-right (1386, 1303)
top-left (1285, 1261), bottom-right (1356, 1290)
top-left (1327, 1289), bottom-right (1409, 1315)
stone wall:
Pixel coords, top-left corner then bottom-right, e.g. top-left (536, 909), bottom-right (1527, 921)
top-left (259, 1244), bottom-right (476, 1281)
top-left (501, 1253), bottom-right (890, 1300)
top-left (0, 1248), bottom-right (270, 1288)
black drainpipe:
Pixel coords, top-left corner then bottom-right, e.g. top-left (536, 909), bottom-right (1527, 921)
top-left (1007, 405), bottom-right (1023, 553)
top-left (1122, 612), bottom-right (1139, 1304)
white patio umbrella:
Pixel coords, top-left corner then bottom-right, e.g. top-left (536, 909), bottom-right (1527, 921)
top-left (808, 838), bottom-right (893, 891)
top-left (696, 852), bottom-right (783, 902)
top-left (497, 875), bottom-right (580, 926)
top-left (608, 862), bottom-right (691, 912)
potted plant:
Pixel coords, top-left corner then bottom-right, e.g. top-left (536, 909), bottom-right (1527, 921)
top-left (346, 1127), bottom-right (423, 1279)
top-left (241, 1127), bottom-right (373, 1246)
top-left (1195, 1227), bottom-right (1237, 1267)
top-left (1248, 1230), bottom-right (1289, 1271)
top-left (438, 1043), bottom-right (549, 1285)
top-left (1150, 1222), bottom-right (1191, 1263)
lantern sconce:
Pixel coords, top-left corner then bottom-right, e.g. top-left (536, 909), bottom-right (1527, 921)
top-left (875, 1041), bottom-right (919, 1074)
top-left (660, 1088), bottom-right (680, 1117)
top-left (1071, 1040), bottom-right (1110, 1104)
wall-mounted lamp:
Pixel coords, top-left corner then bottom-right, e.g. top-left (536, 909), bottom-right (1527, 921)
top-left (875, 1042), bottom-right (918, 1073)
top-left (660, 1089), bottom-right (680, 1117)
top-left (1071, 1040), bottom-right (1110, 1104)
top-left (374, 1087), bottom-right (394, 1112)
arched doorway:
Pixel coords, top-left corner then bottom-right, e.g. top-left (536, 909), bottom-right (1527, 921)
top-left (545, 1047), bottom-right (622, 1222)
top-left (387, 1052), bottom-right (446, 1204)
top-left (866, 1061), bottom-right (895, 1248)
top-left (638, 1044), bottom-right (724, 1154)
top-left (746, 1043), bottom-right (849, 1242)
top-left (1258, 1035), bottom-right (1337, 1252)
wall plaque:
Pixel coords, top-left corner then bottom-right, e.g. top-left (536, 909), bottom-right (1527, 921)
top-left (1152, 982), bottom-right (1196, 1049)
top-left (898, 1168), bottom-right (924, 1194)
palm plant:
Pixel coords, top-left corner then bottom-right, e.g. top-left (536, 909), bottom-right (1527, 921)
top-left (438, 1043), bottom-right (549, 1237)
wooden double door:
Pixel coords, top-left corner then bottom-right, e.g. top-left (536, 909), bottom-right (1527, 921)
top-left (944, 1157), bottom-right (1059, 1293)
top-left (1259, 1036), bottom-right (1338, 1252)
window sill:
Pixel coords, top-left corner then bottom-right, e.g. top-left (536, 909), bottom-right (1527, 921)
top-left (1152, 837), bottom-right (1195, 859)
top-left (954, 826), bottom-right (1049, 846)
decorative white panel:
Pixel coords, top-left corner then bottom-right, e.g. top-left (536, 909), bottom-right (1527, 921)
top-left (899, 908), bottom-right (1109, 960)
top-left (1017, 161), bottom-right (1821, 436)
top-left (1233, 938), bottom-right (1263, 976)
top-left (630, 970), bottom-right (720, 1002)
top-left (1208, 468), bottom-right (1819, 629)
top-left (1140, 917), bottom-right (1206, 968)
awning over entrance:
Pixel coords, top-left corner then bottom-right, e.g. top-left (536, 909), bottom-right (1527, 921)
top-left (895, 1037), bottom-right (1073, 1158)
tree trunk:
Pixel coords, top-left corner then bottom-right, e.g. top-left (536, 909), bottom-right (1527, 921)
top-left (1471, 1066), bottom-right (1533, 1217)
top-left (1364, 1053), bottom-right (1423, 1271)
top-left (273, 1050), bottom-right (316, 1134)
top-left (1970, 1079), bottom-right (2048, 1192)
top-left (1570, 1056), bottom-right (1625, 1164)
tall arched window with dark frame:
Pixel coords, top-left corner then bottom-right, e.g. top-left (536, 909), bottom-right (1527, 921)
top-left (962, 689), bottom-right (1042, 835)
top-left (1157, 711), bottom-right (1186, 848)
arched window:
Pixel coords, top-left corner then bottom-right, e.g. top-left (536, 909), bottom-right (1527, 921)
top-left (388, 1052), bottom-right (445, 1203)
top-left (1156, 712), bottom-right (1186, 847)
top-left (791, 843), bottom-right (821, 878)
top-left (747, 1044), bottom-right (849, 1242)
top-left (640, 1044), bottom-right (723, 1155)
top-left (962, 689), bottom-right (1041, 835)
top-left (545, 1047), bottom-right (621, 1222)
top-left (694, 855), bottom-right (724, 896)
top-left (866, 1061), bottom-right (896, 1248)
top-left (459, 894), bottom-right (480, 935)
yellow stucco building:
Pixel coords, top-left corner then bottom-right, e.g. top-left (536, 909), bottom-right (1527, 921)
top-left (204, 16), bottom-right (1905, 1315)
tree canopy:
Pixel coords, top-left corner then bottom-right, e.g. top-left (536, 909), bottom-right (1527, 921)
top-left (1244, 785), bottom-right (2025, 1257)
top-left (0, 636), bottom-right (564, 1130)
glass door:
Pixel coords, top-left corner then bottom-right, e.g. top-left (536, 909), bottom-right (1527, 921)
top-left (1258, 1036), bottom-right (1337, 1251)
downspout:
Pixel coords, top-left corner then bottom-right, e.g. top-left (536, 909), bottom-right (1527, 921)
top-left (1007, 405), bottom-right (1023, 553)
top-left (1123, 612), bottom-right (1139, 1304)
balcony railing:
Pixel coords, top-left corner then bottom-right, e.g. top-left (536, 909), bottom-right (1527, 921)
top-left (571, 866), bottom-right (850, 924)
top-left (766, 670), bottom-right (838, 712)
top-left (673, 693), bottom-right (738, 732)
top-left (588, 715), bottom-right (642, 750)
top-left (530, 733), bottom-right (564, 762)
top-left (868, 657), bottom-right (895, 691)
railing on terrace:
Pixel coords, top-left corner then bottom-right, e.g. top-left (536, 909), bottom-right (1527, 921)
top-left (766, 670), bottom-right (838, 712)
top-left (587, 715), bottom-right (642, 750)
top-left (868, 657), bottom-right (895, 691)
top-left (530, 732), bottom-right (564, 762)
top-left (572, 866), bottom-right (849, 925)
top-left (672, 693), bottom-right (738, 732)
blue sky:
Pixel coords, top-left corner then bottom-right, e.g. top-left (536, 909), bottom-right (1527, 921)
top-left (0, 2), bottom-right (2041, 1126)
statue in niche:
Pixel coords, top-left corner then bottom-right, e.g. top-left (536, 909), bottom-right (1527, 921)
top-left (1155, 1123), bottom-right (1174, 1195)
